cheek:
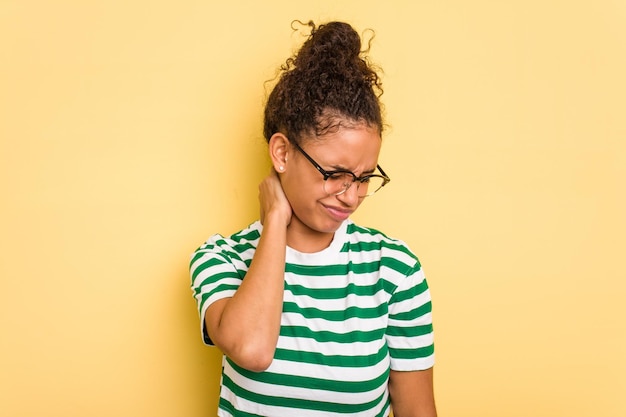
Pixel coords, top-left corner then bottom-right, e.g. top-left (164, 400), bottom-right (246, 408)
top-left (281, 173), bottom-right (324, 207)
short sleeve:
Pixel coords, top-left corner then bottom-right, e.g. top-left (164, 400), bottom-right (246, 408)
top-left (386, 263), bottom-right (435, 371)
top-left (189, 236), bottom-right (244, 345)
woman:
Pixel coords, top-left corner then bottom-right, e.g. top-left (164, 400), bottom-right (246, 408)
top-left (190, 21), bottom-right (436, 417)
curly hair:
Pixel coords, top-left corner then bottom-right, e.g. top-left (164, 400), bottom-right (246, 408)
top-left (263, 21), bottom-right (384, 144)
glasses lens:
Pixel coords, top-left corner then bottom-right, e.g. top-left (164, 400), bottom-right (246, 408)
top-left (323, 174), bottom-right (386, 197)
top-left (323, 173), bottom-right (352, 196)
top-left (359, 176), bottom-right (385, 197)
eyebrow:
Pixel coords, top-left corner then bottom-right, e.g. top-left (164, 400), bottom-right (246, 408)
top-left (327, 164), bottom-right (377, 176)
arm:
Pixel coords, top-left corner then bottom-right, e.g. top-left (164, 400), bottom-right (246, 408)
top-left (205, 171), bottom-right (291, 372)
top-left (388, 367), bottom-right (437, 417)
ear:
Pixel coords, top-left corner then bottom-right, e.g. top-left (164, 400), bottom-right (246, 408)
top-left (268, 133), bottom-right (290, 173)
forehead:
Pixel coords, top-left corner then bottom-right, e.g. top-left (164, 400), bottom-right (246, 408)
top-left (302, 124), bottom-right (382, 169)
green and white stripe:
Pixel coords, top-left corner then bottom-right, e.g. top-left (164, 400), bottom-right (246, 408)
top-left (190, 220), bottom-right (434, 417)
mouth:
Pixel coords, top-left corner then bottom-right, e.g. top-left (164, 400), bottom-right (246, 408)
top-left (323, 204), bottom-right (353, 222)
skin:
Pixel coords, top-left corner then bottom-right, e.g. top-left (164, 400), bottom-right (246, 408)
top-left (389, 368), bottom-right (437, 417)
top-left (205, 121), bottom-right (436, 415)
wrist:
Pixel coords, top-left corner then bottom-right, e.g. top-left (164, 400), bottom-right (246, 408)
top-left (263, 206), bottom-right (291, 227)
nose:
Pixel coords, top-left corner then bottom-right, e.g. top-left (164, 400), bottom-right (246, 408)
top-left (336, 181), bottom-right (360, 206)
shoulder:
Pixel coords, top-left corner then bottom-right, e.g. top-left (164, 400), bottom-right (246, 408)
top-left (345, 220), bottom-right (421, 271)
top-left (190, 221), bottom-right (262, 267)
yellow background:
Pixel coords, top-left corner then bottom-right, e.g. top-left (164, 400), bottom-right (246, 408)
top-left (1, 1), bottom-right (625, 416)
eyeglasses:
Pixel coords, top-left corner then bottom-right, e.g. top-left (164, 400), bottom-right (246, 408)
top-left (289, 139), bottom-right (390, 197)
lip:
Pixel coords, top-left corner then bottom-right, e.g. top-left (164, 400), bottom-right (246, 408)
top-left (323, 204), bottom-right (353, 222)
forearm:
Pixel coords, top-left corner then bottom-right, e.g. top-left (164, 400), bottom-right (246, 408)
top-left (207, 213), bottom-right (287, 371)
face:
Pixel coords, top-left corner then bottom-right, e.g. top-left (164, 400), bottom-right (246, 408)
top-left (279, 123), bottom-right (382, 250)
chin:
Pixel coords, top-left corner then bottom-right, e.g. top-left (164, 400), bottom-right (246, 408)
top-left (292, 207), bottom-right (347, 235)
top-left (314, 218), bottom-right (345, 234)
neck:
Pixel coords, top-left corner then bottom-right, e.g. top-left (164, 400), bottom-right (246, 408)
top-left (286, 223), bottom-right (335, 253)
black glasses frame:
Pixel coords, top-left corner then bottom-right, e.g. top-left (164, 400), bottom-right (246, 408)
top-left (289, 139), bottom-right (391, 197)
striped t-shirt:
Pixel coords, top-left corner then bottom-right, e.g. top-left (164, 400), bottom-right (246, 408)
top-left (190, 219), bottom-right (434, 417)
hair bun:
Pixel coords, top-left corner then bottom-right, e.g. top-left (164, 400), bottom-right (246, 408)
top-left (294, 21), bottom-right (362, 67)
top-left (263, 20), bottom-right (383, 142)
